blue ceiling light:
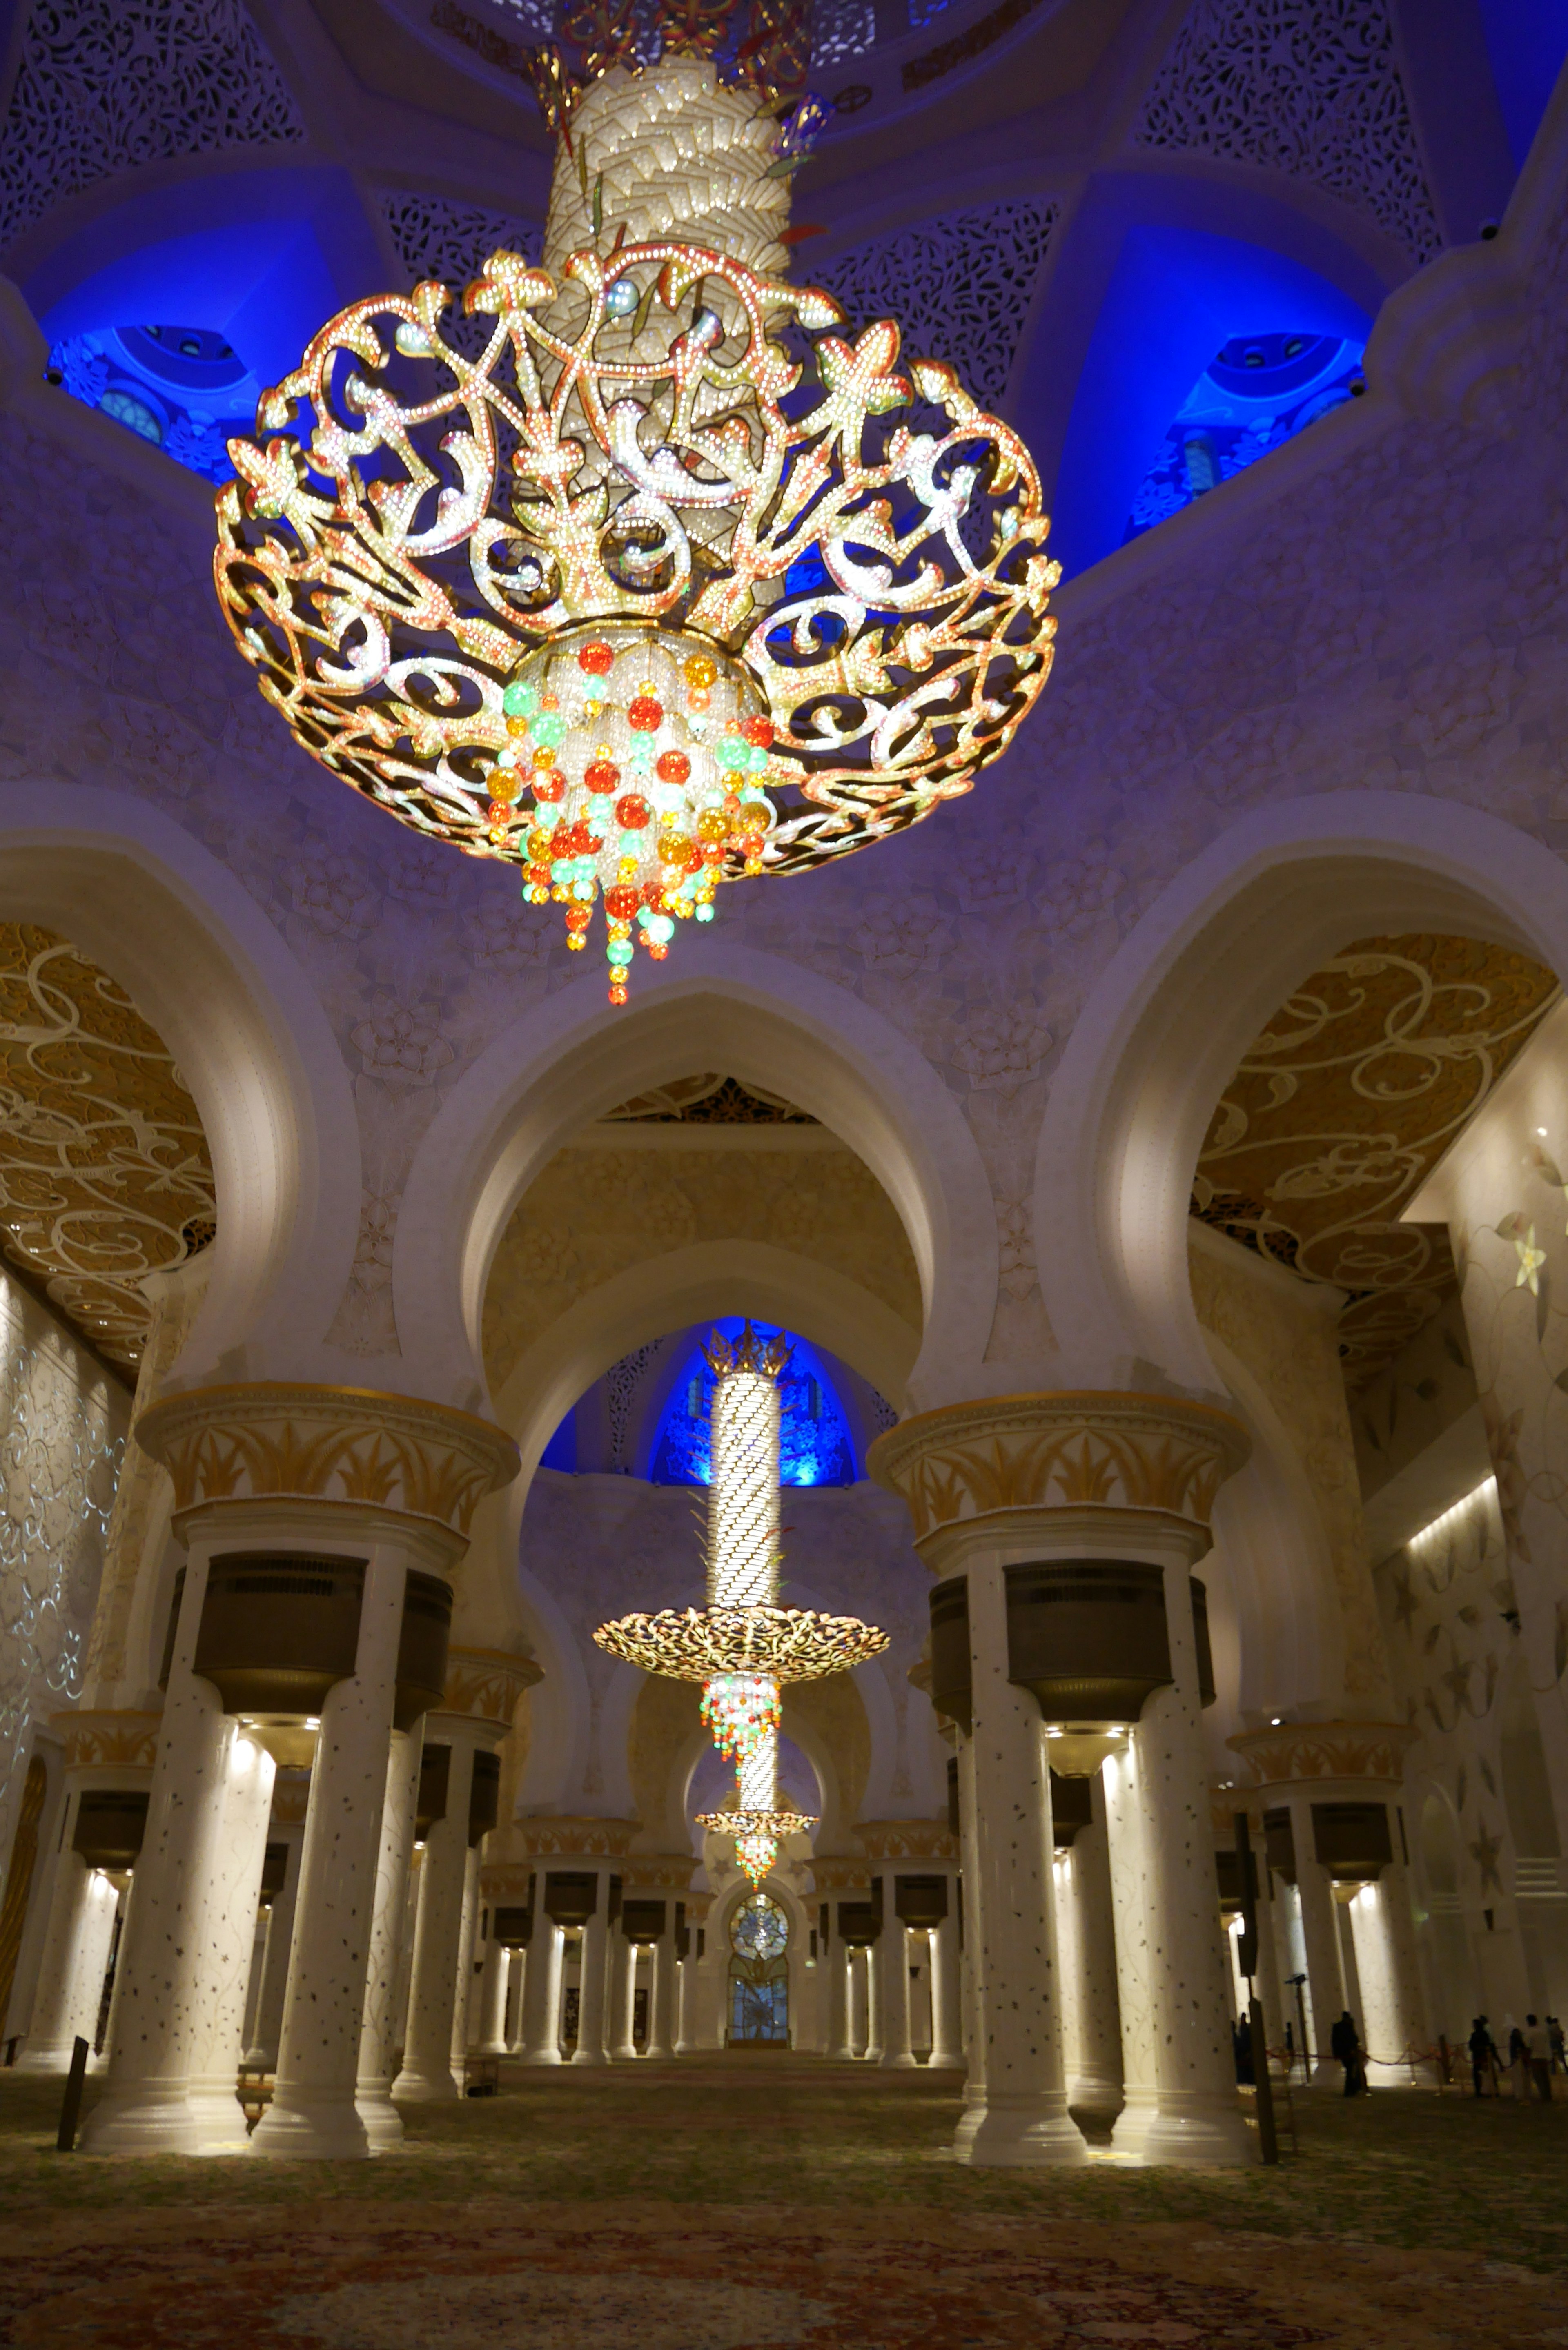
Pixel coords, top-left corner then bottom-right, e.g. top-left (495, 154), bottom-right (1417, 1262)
top-left (651, 1321), bottom-right (856, 1488)
top-left (1124, 329), bottom-right (1365, 543)
top-left (46, 321), bottom-right (261, 482)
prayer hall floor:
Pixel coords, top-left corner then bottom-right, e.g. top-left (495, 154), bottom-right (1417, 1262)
top-left (1, 2056), bottom-right (1565, 2347)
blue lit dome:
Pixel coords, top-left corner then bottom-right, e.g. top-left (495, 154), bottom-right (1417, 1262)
top-left (650, 1322), bottom-right (856, 1488)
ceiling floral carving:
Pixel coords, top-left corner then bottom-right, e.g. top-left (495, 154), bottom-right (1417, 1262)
top-left (1192, 935), bottom-right (1559, 1389)
top-left (0, 925), bottom-right (216, 1368)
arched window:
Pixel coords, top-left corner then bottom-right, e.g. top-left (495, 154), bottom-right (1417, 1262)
top-left (650, 1321), bottom-right (855, 1486)
top-left (1125, 330), bottom-right (1364, 543)
top-left (729, 1892), bottom-right (790, 2044)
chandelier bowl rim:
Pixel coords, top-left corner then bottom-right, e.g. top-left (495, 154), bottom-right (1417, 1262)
top-left (593, 1603), bottom-right (888, 1680)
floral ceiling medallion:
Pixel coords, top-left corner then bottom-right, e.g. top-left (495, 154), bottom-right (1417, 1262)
top-left (212, 6), bottom-right (1058, 1004)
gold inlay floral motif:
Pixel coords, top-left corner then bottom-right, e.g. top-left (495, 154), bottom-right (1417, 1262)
top-left (1193, 936), bottom-right (1558, 1388)
top-left (0, 925), bottom-right (215, 1366)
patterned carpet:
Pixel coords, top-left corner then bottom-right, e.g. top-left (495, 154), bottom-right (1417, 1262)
top-left (2, 2063), bottom-right (1566, 2346)
top-left (3, 2200), bottom-right (1566, 2348)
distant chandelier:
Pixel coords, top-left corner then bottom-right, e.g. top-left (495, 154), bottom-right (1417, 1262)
top-left (213, 0), bottom-right (1058, 1003)
top-left (595, 1322), bottom-right (887, 1882)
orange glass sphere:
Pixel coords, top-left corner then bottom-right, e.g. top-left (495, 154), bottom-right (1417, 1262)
top-left (656, 749), bottom-right (691, 785)
top-left (627, 697), bottom-right (663, 733)
top-left (577, 639), bottom-right (615, 676)
top-left (616, 793), bottom-right (651, 829)
top-left (741, 715), bottom-right (774, 749)
top-left (584, 759), bottom-right (620, 795)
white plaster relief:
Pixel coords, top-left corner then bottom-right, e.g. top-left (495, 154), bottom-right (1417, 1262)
top-left (1135, 0), bottom-right (1442, 263)
top-left (378, 192), bottom-right (543, 287)
top-left (815, 201), bottom-right (1056, 410)
top-left (0, 0), bottom-right (305, 249)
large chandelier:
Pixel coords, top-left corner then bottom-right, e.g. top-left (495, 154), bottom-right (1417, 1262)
top-left (595, 1323), bottom-right (886, 1882)
top-left (212, 2), bottom-right (1058, 1002)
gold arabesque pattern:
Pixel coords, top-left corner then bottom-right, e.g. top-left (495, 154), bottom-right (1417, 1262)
top-left (0, 924), bottom-right (216, 1367)
top-left (1192, 935), bottom-right (1558, 1388)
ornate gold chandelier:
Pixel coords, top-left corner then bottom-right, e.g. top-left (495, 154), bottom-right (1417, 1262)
top-left (595, 1323), bottom-right (886, 1882)
top-left (213, 3), bottom-right (1058, 1001)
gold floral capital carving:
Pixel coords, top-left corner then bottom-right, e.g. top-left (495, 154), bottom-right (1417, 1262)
top-left (136, 1381), bottom-right (519, 1538)
top-left (808, 1856), bottom-right (872, 1893)
top-left (441, 1646), bottom-right (543, 1727)
top-left (1227, 1721), bottom-right (1416, 1789)
top-left (52, 1709), bottom-right (162, 1772)
top-left (623, 1855), bottom-right (699, 1891)
top-left (503, 1816), bottom-right (639, 1861)
top-left (868, 1391), bottom-right (1249, 1553)
top-left (479, 1863), bottom-right (537, 1902)
top-left (855, 1818), bottom-right (960, 1863)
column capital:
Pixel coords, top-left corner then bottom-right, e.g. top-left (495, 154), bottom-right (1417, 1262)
top-left (439, 1646), bottom-right (542, 1728)
top-left (621, 1854), bottom-right (699, 1891)
top-left (135, 1381), bottom-right (519, 1548)
top-left (868, 1390), bottom-right (1248, 1568)
top-left (491, 1816), bottom-right (640, 1862)
top-left (1227, 1720), bottom-right (1416, 1794)
top-left (808, 1857), bottom-right (872, 1892)
top-left (50, 1708), bottom-right (161, 1771)
top-left (853, 1819), bottom-right (960, 1863)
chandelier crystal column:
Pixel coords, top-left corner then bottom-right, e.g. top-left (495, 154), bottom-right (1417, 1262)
top-left (595, 1324), bottom-right (886, 1882)
top-left (212, 7), bottom-right (1059, 1005)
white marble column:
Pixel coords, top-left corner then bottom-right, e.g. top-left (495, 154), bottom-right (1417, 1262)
top-left (875, 1879), bottom-right (916, 2069)
top-left (929, 1903), bottom-right (963, 2069)
top-left (246, 1824), bottom-right (303, 2066)
top-left (609, 1927), bottom-right (637, 2058)
top-left (94, 1880), bottom-right (133, 2072)
top-left (863, 1937), bottom-right (882, 2062)
top-left (1285, 1792), bottom-right (1347, 2085)
top-left (15, 1824), bottom-right (120, 2072)
top-left (520, 1876), bottom-right (565, 2065)
top-left (356, 1726), bottom-right (422, 2149)
top-left (185, 1727), bottom-right (276, 2151)
top-left (959, 1555), bottom-right (1083, 2166)
top-left (477, 1938), bottom-right (510, 2056)
top-left (1068, 1787), bottom-right (1123, 2124)
top-left (1129, 1558), bottom-right (1251, 2165)
top-left (449, 1845), bottom-right (479, 2072)
top-left (1105, 1737), bottom-right (1160, 2159)
top-left (503, 1944), bottom-right (526, 2050)
top-left (394, 1735), bottom-right (476, 2102)
top-left (81, 1555), bottom-right (247, 2156)
top-left (572, 1894), bottom-right (610, 2065)
top-left (675, 1951), bottom-right (694, 2053)
top-left (825, 1919), bottom-right (853, 2060)
top-left (240, 1906), bottom-right (270, 2060)
top-left (848, 1944), bottom-right (869, 2057)
top-left (647, 1928), bottom-right (676, 2059)
top-left (253, 1543), bottom-right (410, 2158)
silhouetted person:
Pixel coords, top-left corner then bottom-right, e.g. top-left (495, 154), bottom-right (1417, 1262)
top-left (1526, 2014), bottom-right (1553, 2102)
top-left (1550, 2017), bottom-right (1565, 2075)
top-left (1233, 2012), bottom-right (1254, 2085)
top-left (1330, 2009), bottom-right (1363, 2095)
top-left (1469, 2015), bottom-right (1496, 2097)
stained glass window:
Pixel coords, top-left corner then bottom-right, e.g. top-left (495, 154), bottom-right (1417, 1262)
top-left (731, 1892), bottom-right (789, 1962)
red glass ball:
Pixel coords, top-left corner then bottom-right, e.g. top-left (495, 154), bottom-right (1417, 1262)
top-left (628, 697), bottom-right (663, 733)
top-left (615, 793), bottom-right (651, 829)
top-left (741, 715), bottom-right (774, 749)
top-left (655, 749), bottom-right (691, 786)
top-left (584, 760), bottom-right (620, 795)
top-left (565, 903), bottom-right (592, 932)
top-left (533, 772), bottom-right (566, 803)
top-left (577, 639), bottom-right (615, 676)
top-left (605, 885), bottom-right (639, 920)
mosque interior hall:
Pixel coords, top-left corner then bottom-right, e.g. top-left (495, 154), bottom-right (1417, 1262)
top-left (4, 0), bottom-right (1568, 2341)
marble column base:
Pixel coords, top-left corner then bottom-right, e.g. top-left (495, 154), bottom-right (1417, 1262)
top-left (187, 2079), bottom-right (253, 2155)
top-left (958, 2090), bottom-right (1087, 2167)
top-left (251, 2087), bottom-right (373, 2159)
top-left (80, 2084), bottom-right (205, 2157)
top-left (390, 2061), bottom-right (461, 2101)
top-left (1109, 2085), bottom-right (1158, 2160)
top-left (1139, 2094), bottom-right (1254, 2167)
top-left (519, 2046), bottom-right (563, 2067)
top-left (14, 2040), bottom-right (82, 2074)
top-left (877, 2049), bottom-right (919, 2069)
top-left (570, 2044), bottom-right (610, 2066)
top-left (1069, 2066), bottom-right (1125, 2125)
top-left (356, 2085), bottom-right (407, 2150)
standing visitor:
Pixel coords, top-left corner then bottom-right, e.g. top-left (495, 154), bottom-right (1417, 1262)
top-left (1330, 2011), bottom-right (1363, 2097)
top-left (1469, 2017), bottom-right (1496, 2096)
top-left (1525, 2016), bottom-right (1553, 2103)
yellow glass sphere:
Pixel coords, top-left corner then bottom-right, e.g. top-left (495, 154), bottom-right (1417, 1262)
top-left (683, 653), bottom-right (718, 690)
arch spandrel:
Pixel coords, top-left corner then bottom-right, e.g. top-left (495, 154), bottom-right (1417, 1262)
top-left (391, 949), bottom-right (999, 1421)
top-left (1034, 792), bottom-right (1568, 1400)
